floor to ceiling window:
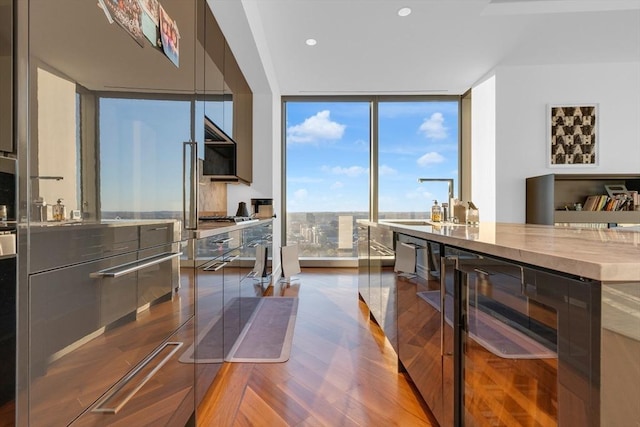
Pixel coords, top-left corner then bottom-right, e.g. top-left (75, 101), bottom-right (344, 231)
top-left (284, 97), bottom-right (460, 261)
top-left (284, 101), bottom-right (371, 259)
top-left (378, 100), bottom-right (459, 219)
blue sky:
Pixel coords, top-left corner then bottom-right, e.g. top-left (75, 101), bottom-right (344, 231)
top-left (286, 101), bottom-right (459, 213)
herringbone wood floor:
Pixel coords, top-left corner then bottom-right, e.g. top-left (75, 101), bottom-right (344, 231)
top-left (196, 268), bottom-right (436, 427)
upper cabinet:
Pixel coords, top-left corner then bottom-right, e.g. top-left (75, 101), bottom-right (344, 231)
top-left (198, 6), bottom-right (252, 184)
top-left (0, 0), bottom-right (12, 154)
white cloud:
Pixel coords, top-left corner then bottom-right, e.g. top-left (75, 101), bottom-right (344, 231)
top-left (330, 181), bottom-right (344, 190)
top-left (293, 189), bottom-right (308, 199)
top-left (322, 165), bottom-right (368, 177)
top-left (419, 112), bottom-right (448, 139)
top-left (417, 151), bottom-right (445, 166)
top-left (287, 110), bottom-right (346, 143)
top-left (379, 164), bottom-right (397, 176)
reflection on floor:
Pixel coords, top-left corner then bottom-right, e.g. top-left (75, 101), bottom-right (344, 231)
top-left (197, 268), bottom-right (436, 426)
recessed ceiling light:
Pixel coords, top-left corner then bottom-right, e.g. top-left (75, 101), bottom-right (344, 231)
top-left (398, 7), bottom-right (412, 17)
top-left (305, 38), bottom-right (317, 46)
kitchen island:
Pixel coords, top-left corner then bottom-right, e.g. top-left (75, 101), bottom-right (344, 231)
top-left (360, 220), bottom-right (640, 427)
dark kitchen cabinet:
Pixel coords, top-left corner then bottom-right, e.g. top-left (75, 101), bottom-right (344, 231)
top-left (445, 245), bottom-right (600, 427)
top-left (192, 221), bottom-right (272, 408)
top-left (193, 229), bottom-right (239, 406)
top-left (368, 226), bottom-right (394, 325)
top-left (396, 235), bottom-right (451, 426)
top-left (358, 224), bottom-right (397, 352)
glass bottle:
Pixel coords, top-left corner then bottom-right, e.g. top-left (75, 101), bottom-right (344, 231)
top-left (431, 200), bottom-right (442, 222)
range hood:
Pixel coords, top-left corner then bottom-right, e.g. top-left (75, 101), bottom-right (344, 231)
top-left (202, 116), bottom-right (241, 183)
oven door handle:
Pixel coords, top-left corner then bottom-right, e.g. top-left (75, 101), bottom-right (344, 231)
top-left (90, 252), bottom-right (182, 278)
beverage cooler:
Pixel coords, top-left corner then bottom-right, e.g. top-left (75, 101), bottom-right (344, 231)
top-left (442, 247), bottom-right (600, 427)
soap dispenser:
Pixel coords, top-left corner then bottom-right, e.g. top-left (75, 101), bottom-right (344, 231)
top-left (431, 200), bottom-right (442, 223)
top-left (53, 198), bottom-right (66, 221)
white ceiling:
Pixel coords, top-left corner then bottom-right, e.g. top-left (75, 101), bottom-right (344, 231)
top-left (211, 0), bottom-right (640, 96)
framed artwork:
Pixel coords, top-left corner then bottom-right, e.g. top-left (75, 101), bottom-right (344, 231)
top-left (548, 104), bottom-right (598, 167)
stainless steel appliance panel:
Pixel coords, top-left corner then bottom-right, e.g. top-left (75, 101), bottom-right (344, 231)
top-left (137, 243), bottom-right (180, 308)
top-left (29, 225), bottom-right (140, 273)
top-left (71, 317), bottom-right (196, 427)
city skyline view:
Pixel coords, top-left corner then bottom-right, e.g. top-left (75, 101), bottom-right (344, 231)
top-left (285, 100), bottom-right (459, 214)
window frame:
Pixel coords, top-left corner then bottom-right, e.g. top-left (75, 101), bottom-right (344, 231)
top-left (282, 95), bottom-right (464, 266)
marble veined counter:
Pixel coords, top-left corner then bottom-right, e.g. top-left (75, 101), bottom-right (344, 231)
top-left (368, 220), bottom-right (640, 282)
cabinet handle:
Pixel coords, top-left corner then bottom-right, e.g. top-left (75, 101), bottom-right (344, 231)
top-left (213, 237), bottom-right (233, 244)
top-left (146, 226), bottom-right (169, 232)
top-left (200, 253), bottom-right (238, 271)
top-left (226, 254), bottom-right (239, 262)
top-left (203, 261), bottom-right (227, 271)
top-left (90, 252), bottom-right (182, 278)
top-left (473, 268), bottom-right (491, 276)
top-left (92, 342), bottom-right (183, 414)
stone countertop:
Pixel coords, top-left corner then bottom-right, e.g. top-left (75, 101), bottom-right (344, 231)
top-left (364, 220), bottom-right (640, 282)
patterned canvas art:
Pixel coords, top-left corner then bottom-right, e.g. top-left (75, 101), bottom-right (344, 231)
top-left (549, 105), bottom-right (597, 165)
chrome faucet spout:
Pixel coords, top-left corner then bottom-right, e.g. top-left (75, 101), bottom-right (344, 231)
top-left (417, 178), bottom-right (454, 203)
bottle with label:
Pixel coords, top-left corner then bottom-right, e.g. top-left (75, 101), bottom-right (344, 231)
top-left (431, 200), bottom-right (442, 222)
top-left (53, 198), bottom-right (66, 221)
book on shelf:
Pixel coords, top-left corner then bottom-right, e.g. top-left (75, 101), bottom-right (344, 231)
top-left (581, 193), bottom-right (636, 212)
top-left (583, 195), bottom-right (600, 211)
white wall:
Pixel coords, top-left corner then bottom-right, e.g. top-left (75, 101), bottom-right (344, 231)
top-left (471, 75), bottom-right (496, 222)
top-left (226, 92), bottom-right (282, 268)
top-left (36, 68), bottom-right (78, 213)
top-left (492, 61), bottom-right (640, 223)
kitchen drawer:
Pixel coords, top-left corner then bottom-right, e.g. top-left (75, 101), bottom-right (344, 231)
top-left (71, 317), bottom-right (196, 427)
top-left (242, 222), bottom-right (272, 247)
top-left (139, 223), bottom-right (176, 249)
top-left (30, 225), bottom-right (139, 272)
top-left (137, 244), bottom-right (180, 308)
top-left (28, 257), bottom-right (191, 427)
top-left (194, 230), bottom-right (241, 262)
top-left (30, 251), bottom-right (139, 375)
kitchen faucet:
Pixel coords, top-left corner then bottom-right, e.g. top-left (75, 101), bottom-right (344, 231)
top-left (417, 178), bottom-right (455, 220)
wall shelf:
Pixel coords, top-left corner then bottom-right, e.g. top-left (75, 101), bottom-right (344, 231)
top-left (526, 174), bottom-right (640, 225)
